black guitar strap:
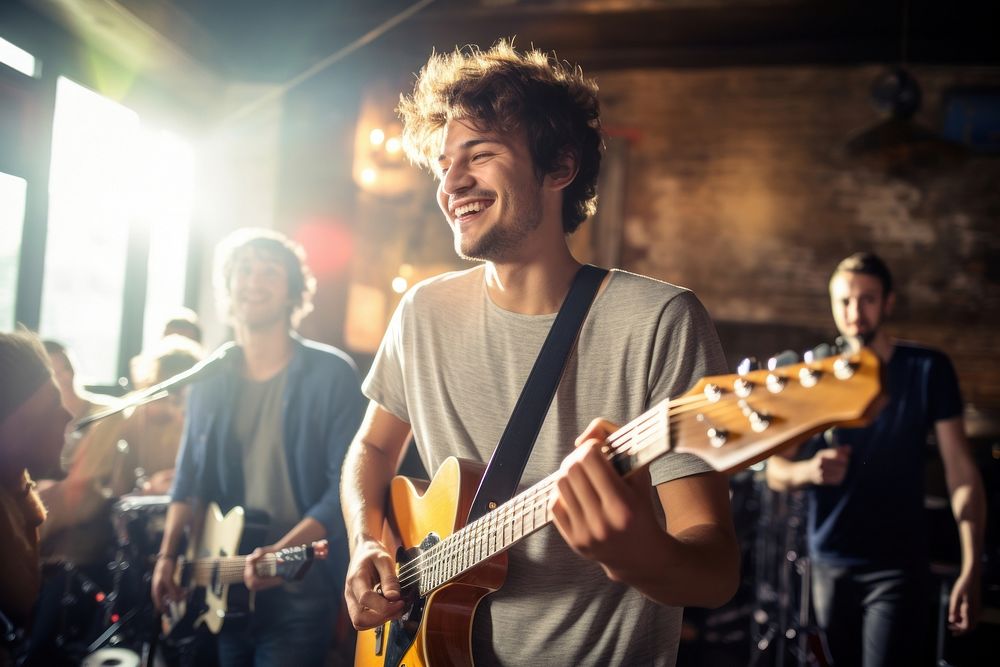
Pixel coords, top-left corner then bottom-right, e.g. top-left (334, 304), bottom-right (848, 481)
top-left (466, 264), bottom-right (609, 523)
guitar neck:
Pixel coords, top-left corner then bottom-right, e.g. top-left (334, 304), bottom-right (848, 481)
top-left (401, 348), bottom-right (882, 597)
top-left (409, 406), bottom-right (665, 596)
top-left (184, 555), bottom-right (279, 587)
top-left (182, 540), bottom-right (327, 587)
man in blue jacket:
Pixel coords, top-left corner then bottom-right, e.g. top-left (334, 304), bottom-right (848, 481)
top-left (151, 228), bottom-right (365, 666)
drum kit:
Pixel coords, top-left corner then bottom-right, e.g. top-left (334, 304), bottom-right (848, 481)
top-left (22, 495), bottom-right (176, 667)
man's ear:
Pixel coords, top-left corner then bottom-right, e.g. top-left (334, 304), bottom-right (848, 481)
top-left (884, 290), bottom-right (896, 317)
top-left (545, 151), bottom-right (579, 191)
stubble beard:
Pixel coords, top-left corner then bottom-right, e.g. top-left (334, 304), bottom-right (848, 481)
top-left (454, 186), bottom-right (543, 263)
top-left (840, 312), bottom-right (885, 350)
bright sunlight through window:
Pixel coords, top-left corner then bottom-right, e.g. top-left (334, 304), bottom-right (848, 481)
top-left (0, 172), bottom-right (27, 330)
top-left (141, 130), bottom-right (195, 353)
top-left (0, 36), bottom-right (37, 77)
top-left (41, 77), bottom-right (195, 384)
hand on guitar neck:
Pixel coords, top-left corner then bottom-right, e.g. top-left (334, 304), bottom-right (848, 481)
top-left (153, 539), bottom-right (330, 612)
top-left (245, 545), bottom-right (293, 592)
top-left (550, 418), bottom-right (677, 585)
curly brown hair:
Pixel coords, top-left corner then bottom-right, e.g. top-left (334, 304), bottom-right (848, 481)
top-left (213, 228), bottom-right (317, 327)
top-left (398, 39), bottom-right (603, 234)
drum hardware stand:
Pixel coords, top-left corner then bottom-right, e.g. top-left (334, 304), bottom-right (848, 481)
top-left (54, 563), bottom-right (114, 651)
top-left (749, 480), bottom-right (827, 667)
top-left (87, 529), bottom-right (161, 666)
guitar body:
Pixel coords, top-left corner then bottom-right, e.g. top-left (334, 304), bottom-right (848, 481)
top-left (356, 458), bottom-right (507, 667)
top-left (165, 503), bottom-right (268, 637)
top-left (196, 503), bottom-right (248, 633)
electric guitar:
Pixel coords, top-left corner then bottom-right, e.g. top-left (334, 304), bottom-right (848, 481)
top-left (356, 348), bottom-right (884, 667)
top-left (162, 502), bottom-right (328, 637)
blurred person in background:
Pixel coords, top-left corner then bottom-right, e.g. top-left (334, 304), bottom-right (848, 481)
top-left (151, 228), bottom-right (366, 667)
top-left (766, 252), bottom-right (986, 666)
top-left (162, 307), bottom-right (203, 345)
top-left (42, 340), bottom-right (113, 468)
top-left (37, 334), bottom-right (203, 565)
top-left (0, 330), bottom-right (72, 665)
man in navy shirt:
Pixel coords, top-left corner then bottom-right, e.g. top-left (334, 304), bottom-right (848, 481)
top-left (766, 252), bottom-right (986, 666)
top-left (150, 228), bottom-right (365, 666)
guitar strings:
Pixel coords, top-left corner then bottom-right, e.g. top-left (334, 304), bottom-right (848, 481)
top-left (394, 361), bottom-right (833, 591)
top-left (393, 392), bottom-right (720, 591)
top-left (185, 553), bottom-right (286, 584)
top-left (394, 399), bottom-right (684, 587)
top-left (395, 383), bottom-right (783, 590)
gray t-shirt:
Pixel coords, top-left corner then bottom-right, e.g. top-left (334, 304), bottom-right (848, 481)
top-left (235, 368), bottom-right (300, 546)
top-left (364, 266), bottom-right (727, 666)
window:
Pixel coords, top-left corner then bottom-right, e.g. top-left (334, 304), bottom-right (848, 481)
top-left (39, 77), bottom-right (196, 384)
top-left (40, 77), bottom-right (140, 384)
top-left (141, 130), bottom-right (195, 352)
top-left (0, 172), bottom-right (27, 330)
top-left (0, 36), bottom-right (38, 78)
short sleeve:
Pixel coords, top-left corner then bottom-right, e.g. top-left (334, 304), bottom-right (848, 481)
top-left (928, 351), bottom-right (963, 423)
top-left (362, 290), bottom-right (412, 424)
top-left (648, 291), bottom-right (728, 485)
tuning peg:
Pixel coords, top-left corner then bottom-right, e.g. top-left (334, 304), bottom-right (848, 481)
top-left (735, 357), bottom-right (758, 398)
top-left (804, 343), bottom-right (835, 362)
top-left (737, 357), bottom-right (760, 375)
top-left (767, 350), bottom-right (799, 370)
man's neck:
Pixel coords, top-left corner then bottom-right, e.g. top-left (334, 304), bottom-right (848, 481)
top-left (484, 246), bottom-right (582, 315)
top-left (845, 330), bottom-right (894, 363)
top-left (235, 322), bottom-right (294, 381)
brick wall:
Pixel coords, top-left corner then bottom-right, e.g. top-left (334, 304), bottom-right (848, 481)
top-left (594, 64), bottom-right (1000, 413)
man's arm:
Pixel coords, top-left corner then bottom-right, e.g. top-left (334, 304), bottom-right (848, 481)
top-left (243, 516), bottom-right (329, 591)
top-left (301, 366), bottom-right (368, 540)
top-left (765, 440), bottom-right (851, 492)
top-left (247, 363), bottom-right (368, 591)
top-left (550, 419), bottom-right (740, 608)
top-left (340, 401), bottom-right (412, 629)
top-left (936, 415), bottom-right (987, 634)
top-left (150, 500), bottom-right (193, 610)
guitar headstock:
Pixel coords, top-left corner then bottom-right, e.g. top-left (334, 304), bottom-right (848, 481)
top-left (264, 539), bottom-right (329, 582)
top-left (670, 348), bottom-right (884, 474)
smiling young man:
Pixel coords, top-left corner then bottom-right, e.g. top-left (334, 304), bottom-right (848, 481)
top-left (341, 41), bottom-right (739, 665)
top-left (766, 252), bottom-right (987, 666)
top-left (150, 228), bottom-right (366, 666)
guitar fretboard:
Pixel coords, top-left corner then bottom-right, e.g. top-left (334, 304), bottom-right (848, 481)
top-left (399, 402), bottom-right (672, 596)
top-left (184, 555), bottom-right (279, 587)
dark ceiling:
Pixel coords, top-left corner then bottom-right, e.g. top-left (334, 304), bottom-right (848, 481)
top-left (22, 0), bottom-right (1000, 86)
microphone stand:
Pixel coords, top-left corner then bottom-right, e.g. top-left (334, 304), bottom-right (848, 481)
top-left (73, 342), bottom-right (238, 433)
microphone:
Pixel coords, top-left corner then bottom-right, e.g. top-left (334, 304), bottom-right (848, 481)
top-left (74, 342), bottom-right (240, 432)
